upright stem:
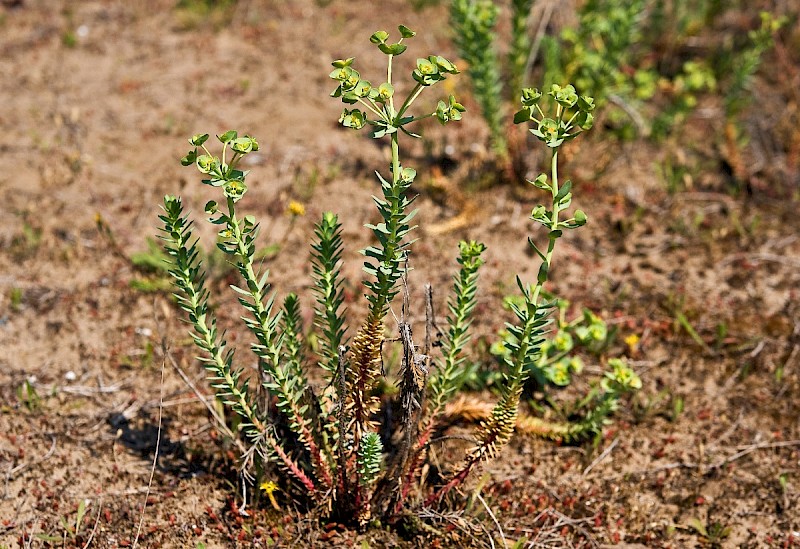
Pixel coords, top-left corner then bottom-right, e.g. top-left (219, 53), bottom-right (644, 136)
top-left (228, 198), bottom-right (266, 312)
top-left (366, 130), bottom-right (403, 323)
top-left (391, 132), bottom-right (401, 182)
top-left (388, 55), bottom-right (394, 115)
top-left (226, 197), bottom-right (331, 492)
top-left (531, 147), bottom-right (560, 305)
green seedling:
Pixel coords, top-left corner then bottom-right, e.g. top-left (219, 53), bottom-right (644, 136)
top-left (61, 31), bottom-right (77, 48)
top-left (671, 394), bottom-right (685, 422)
top-left (9, 287), bottom-right (23, 312)
top-left (687, 517), bottom-right (731, 547)
top-left (17, 379), bottom-right (40, 412)
top-left (174, 0), bottom-right (238, 30)
top-left (779, 473), bottom-right (789, 493)
top-left (10, 215), bottom-right (42, 261)
top-left (35, 499), bottom-right (91, 543)
top-left (675, 311), bottom-right (713, 353)
top-left (60, 499), bottom-right (89, 540)
top-left (510, 536), bottom-right (528, 549)
top-left (714, 321), bottom-right (728, 352)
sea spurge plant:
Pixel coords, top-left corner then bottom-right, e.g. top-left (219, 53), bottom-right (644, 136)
top-left (471, 85), bottom-right (639, 443)
top-left (160, 192), bottom-right (320, 498)
top-left (161, 26), bottom-right (628, 530)
top-left (427, 240), bottom-right (487, 417)
top-left (310, 211), bottom-right (347, 380)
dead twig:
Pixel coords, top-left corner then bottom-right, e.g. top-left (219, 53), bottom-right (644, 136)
top-left (708, 439), bottom-right (800, 471)
top-left (60, 381), bottom-right (126, 396)
top-left (582, 437), bottom-right (619, 476)
top-left (513, 507), bottom-right (599, 548)
top-left (417, 507), bottom-right (486, 548)
top-left (524, 0), bottom-right (555, 84)
top-left (608, 93), bottom-right (648, 136)
top-left (610, 439), bottom-right (800, 480)
top-left (376, 272), bottom-right (431, 510)
top-left (4, 434), bottom-right (57, 490)
top-left (707, 412), bottom-right (743, 452)
top-left (719, 252), bottom-right (800, 269)
top-left (608, 461), bottom-right (696, 480)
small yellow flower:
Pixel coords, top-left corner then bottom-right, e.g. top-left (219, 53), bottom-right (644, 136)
top-left (259, 480), bottom-right (280, 511)
top-left (287, 200), bottom-right (306, 217)
top-left (624, 333), bottom-right (640, 352)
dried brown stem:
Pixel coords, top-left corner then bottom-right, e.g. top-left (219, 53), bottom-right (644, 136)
top-left (336, 345), bottom-right (350, 504)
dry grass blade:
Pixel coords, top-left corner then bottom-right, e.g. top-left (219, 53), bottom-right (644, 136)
top-left (81, 498), bottom-right (103, 549)
top-left (475, 492), bottom-right (503, 549)
top-left (131, 342), bottom-right (165, 549)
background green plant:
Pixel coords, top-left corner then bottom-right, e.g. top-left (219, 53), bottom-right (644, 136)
top-left (449, 0), bottom-right (537, 162)
top-left (449, 0), bottom-right (506, 157)
top-left (448, 0), bottom-right (785, 183)
top-left (543, 2), bottom-right (785, 142)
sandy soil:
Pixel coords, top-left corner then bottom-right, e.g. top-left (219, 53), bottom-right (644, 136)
top-left (2, 1), bottom-right (800, 547)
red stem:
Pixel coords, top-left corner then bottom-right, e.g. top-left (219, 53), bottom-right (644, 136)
top-left (393, 419), bottom-right (435, 515)
top-left (271, 435), bottom-right (317, 497)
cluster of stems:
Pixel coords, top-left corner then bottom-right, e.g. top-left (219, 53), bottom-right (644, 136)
top-left (160, 24), bottom-right (639, 530)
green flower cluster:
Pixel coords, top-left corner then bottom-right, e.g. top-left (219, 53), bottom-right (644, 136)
top-left (602, 358), bottom-right (642, 393)
top-left (181, 131), bottom-right (259, 203)
top-left (329, 26), bottom-right (463, 139)
top-left (412, 55), bottom-right (459, 87)
top-left (544, 354), bottom-right (584, 387)
top-left (435, 95), bottom-right (466, 125)
top-left (573, 309), bottom-right (608, 344)
top-left (514, 84), bottom-right (595, 148)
